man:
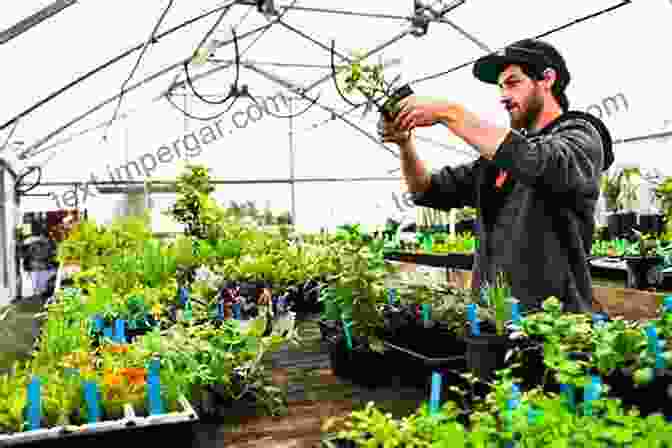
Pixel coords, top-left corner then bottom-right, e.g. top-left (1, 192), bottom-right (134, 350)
top-left (381, 39), bottom-right (614, 313)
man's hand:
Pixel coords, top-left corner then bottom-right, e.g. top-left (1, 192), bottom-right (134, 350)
top-left (394, 96), bottom-right (461, 131)
top-left (378, 115), bottom-right (413, 146)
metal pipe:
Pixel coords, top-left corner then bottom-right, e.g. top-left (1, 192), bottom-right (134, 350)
top-left (302, 28), bottom-right (411, 94)
top-left (0, 0), bottom-right (78, 45)
top-left (243, 63), bottom-right (399, 158)
top-left (0, 0), bottom-right (243, 132)
top-left (236, 1), bottom-right (412, 21)
top-left (20, 24), bottom-right (272, 159)
top-left (21, 177), bottom-right (402, 188)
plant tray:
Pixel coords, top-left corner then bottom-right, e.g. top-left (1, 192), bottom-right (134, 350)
top-left (0, 396), bottom-right (198, 447)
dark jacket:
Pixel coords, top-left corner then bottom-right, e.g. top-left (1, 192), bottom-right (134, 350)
top-left (412, 111), bottom-right (614, 313)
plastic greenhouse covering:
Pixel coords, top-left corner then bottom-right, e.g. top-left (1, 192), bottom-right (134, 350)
top-left (1, 0), bottom-right (671, 231)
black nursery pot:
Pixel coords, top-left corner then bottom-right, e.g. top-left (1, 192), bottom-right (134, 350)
top-left (640, 213), bottom-right (665, 235)
top-left (380, 84), bottom-right (414, 121)
top-left (464, 322), bottom-right (509, 384)
top-left (620, 212), bottom-right (637, 235)
top-left (326, 334), bottom-right (391, 387)
top-left (607, 213), bottom-right (622, 240)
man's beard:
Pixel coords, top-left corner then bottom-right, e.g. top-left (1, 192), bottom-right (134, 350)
top-left (509, 88), bottom-right (544, 131)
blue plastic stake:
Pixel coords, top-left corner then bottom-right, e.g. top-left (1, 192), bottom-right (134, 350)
top-left (592, 313), bottom-right (607, 328)
top-left (114, 319), bottom-right (126, 344)
top-left (147, 358), bottom-right (163, 415)
top-left (342, 319), bottom-right (353, 350)
top-left (583, 376), bottom-right (601, 417)
top-left (84, 381), bottom-right (100, 423)
top-left (646, 325), bottom-right (664, 369)
top-left (510, 301), bottom-right (521, 325)
top-left (232, 303), bottom-right (241, 320)
top-left (664, 297), bottom-right (672, 314)
top-left (467, 304), bottom-right (480, 336)
top-left (422, 303), bottom-right (431, 323)
top-left (388, 288), bottom-right (397, 305)
top-left (27, 376), bottom-right (41, 430)
top-left (217, 302), bottom-right (224, 320)
top-left (93, 316), bottom-right (104, 332)
top-left (103, 326), bottom-right (113, 339)
top-left (560, 384), bottom-right (575, 412)
top-left (179, 287), bottom-right (189, 306)
top-left (430, 372), bottom-right (442, 415)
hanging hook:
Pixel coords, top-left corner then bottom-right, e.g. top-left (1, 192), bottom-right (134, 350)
top-left (330, 39), bottom-right (369, 109)
top-left (183, 26), bottom-right (241, 107)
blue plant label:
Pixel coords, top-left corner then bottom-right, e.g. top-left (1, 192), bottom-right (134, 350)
top-left (179, 287), bottom-right (189, 306)
top-left (422, 303), bottom-right (431, 322)
top-left (84, 381), bottom-right (100, 423)
top-left (342, 319), bottom-right (353, 350)
top-left (217, 302), bottom-right (224, 320)
top-left (664, 296), bottom-right (672, 313)
top-left (430, 372), bottom-right (442, 415)
top-left (114, 319), bottom-right (126, 344)
top-left (232, 303), bottom-right (241, 319)
top-left (510, 301), bottom-right (521, 325)
top-left (27, 376), bottom-right (41, 430)
top-left (93, 316), bottom-right (104, 331)
top-left (467, 304), bottom-right (476, 323)
top-left (103, 326), bottom-right (113, 339)
top-left (147, 358), bottom-right (163, 415)
top-left (388, 288), bottom-right (397, 304)
top-left (560, 384), bottom-right (575, 411)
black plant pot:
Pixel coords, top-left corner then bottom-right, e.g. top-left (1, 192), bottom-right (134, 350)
top-left (318, 319), bottom-right (341, 342)
top-left (380, 84), bottom-right (414, 121)
top-left (620, 212), bottom-right (637, 235)
top-left (605, 368), bottom-right (672, 417)
top-left (640, 213), bottom-right (665, 235)
top-left (455, 218), bottom-right (476, 234)
top-left (327, 334), bottom-right (391, 387)
top-left (607, 213), bottom-right (622, 240)
top-left (464, 322), bottom-right (509, 385)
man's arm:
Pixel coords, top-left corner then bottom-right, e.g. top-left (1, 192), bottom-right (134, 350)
top-left (398, 137), bottom-right (478, 210)
top-left (433, 104), bottom-right (603, 195)
top-left (490, 120), bottom-right (603, 195)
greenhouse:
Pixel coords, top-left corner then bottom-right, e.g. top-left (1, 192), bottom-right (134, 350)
top-left (2, 0), bottom-right (672, 446)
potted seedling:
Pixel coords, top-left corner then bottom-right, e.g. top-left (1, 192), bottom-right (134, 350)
top-left (602, 170), bottom-right (622, 240)
top-left (463, 272), bottom-right (517, 389)
top-left (619, 167), bottom-right (640, 236)
top-left (331, 45), bottom-right (412, 123)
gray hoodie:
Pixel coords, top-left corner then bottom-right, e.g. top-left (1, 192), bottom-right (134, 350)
top-left (412, 111), bottom-right (614, 313)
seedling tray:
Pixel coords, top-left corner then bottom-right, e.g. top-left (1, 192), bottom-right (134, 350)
top-left (0, 395), bottom-right (198, 447)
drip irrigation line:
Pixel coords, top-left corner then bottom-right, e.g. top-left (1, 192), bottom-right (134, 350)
top-left (106, 0), bottom-right (176, 142)
top-left (182, 27), bottom-right (241, 105)
top-left (407, 0), bottom-right (632, 86)
top-left (0, 0), bottom-right (243, 133)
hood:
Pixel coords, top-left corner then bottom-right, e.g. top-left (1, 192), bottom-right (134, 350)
top-left (534, 110), bottom-right (614, 172)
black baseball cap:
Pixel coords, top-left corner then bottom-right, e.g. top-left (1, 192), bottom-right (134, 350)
top-left (473, 38), bottom-right (570, 91)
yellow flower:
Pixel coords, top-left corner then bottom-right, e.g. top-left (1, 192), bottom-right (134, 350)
top-left (151, 303), bottom-right (163, 319)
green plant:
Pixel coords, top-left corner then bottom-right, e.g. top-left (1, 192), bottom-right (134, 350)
top-left (602, 170), bottom-right (622, 212)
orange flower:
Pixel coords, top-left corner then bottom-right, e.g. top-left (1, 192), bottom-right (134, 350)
top-left (104, 344), bottom-right (129, 354)
top-left (121, 367), bottom-right (147, 386)
top-left (104, 373), bottom-right (123, 387)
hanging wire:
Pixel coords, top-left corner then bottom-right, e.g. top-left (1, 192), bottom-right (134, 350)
top-left (406, 0), bottom-right (632, 86)
top-left (183, 26), bottom-right (241, 105)
top-left (104, 0), bottom-right (175, 142)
